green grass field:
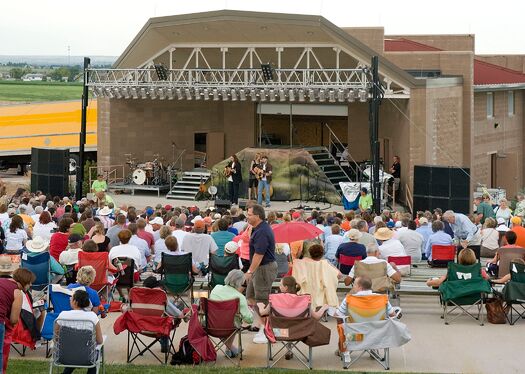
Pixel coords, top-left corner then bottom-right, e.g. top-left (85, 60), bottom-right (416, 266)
top-left (8, 359), bottom-right (394, 373)
top-left (0, 81), bottom-right (83, 102)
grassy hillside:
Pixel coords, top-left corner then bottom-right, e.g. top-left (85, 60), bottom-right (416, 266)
top-left (0, 81), bottom-right (83, 102)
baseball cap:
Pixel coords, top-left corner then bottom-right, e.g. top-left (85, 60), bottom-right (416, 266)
top-left (292, 212), bottom-right (301, 219)
top-left (511, 216), bottom-right (522, 225)
top-left (419, 217), bottom-right (428, 225)
top-left (224, 241), bottom-right (239, 255)
top-left (386, 221), bottom-right (395, 229)
top-left (497, 217), bottom-right (506, 225)
top-left (150, 217), bottom-right (164, 225)
top-left (164, 204), bottom-right (173, 211)
top-left (194, 220), bottom-right (206, 230)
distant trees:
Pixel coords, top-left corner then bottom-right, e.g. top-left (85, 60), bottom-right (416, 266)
top-left (9, 67), bottom-right (32, 79)
top-left (49, 66), bottom-right (81, 82)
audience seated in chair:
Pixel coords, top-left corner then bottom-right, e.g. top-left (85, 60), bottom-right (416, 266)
top-left (485, 231), bottom-right (525, 277)
top-left (292, 244), bottom-right (343, 310)
top-left (490, 258), bottom-right (525, 284)
top-left (426, 248), bottom-right (489, 288)
top-left (344, 245), bottom-right (401, 288)
top-left (66, 266), bottom-right (101, 313)
top-left (54, 290), bottom-right (103, 374)
top-left (208, 269), bottom-right (253, 358)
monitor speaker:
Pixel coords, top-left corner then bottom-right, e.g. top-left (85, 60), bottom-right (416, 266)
top-left (214, 199), bottom-right (231, 210)
top-left (238, 199), bottom-right (248, 210)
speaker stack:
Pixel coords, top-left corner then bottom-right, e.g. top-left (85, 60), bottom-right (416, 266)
top-left (214, 199), bottom-right (231, 210)
top-left (30, 148), bottom-right (70, 197)
top-left (413, 165), bottom-right (470, 214)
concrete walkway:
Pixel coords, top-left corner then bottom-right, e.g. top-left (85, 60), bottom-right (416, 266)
top-left (13, 293), bottom-right (523, 373)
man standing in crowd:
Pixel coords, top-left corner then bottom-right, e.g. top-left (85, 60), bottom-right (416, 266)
top-left (474, 195), bottom-right (494, 225)
top-left (245, 204), bottom-right (277, 344)
top-left (226, 154), bottom-right (242, 206)
top-left (443, 210), bottom-right (481, 257)
top-left (389, 155), bottom-right (401, 196)
top-left (181, 220), bottom-right (217, 266)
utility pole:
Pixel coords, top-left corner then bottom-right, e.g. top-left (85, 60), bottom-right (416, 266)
top-left (369, 56), bottom-right (382, 214)
top-left (75, 57), bottom-right (90, 201)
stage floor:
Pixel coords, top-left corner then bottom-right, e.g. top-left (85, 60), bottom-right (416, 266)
top-left (107, 182), bottom-right (171, 197)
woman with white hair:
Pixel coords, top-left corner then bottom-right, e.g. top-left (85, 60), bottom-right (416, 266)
top-left (494, 198), bottom-right (512, 226)
top-left (209, 269), bottom-right (253, 358)
top-left (67, 265), bottom-right (101, 313)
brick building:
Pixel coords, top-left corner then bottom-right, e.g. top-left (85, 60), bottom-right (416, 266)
top-left (93, 10), bottom-right (525, 204)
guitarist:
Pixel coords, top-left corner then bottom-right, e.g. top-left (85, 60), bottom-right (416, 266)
top-left (225, 154), bottom-right (242, 206)
top-left (257, 155), bottom-right (273, 208)
top-left (248, 153), bottom-right (261, 201)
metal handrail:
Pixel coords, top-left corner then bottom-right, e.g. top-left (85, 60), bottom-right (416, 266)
top-left (405, 183), bottom-right (413, 214)
top-left (324, 123), bottom-right (360, 180)
top-left (88, 165), bottom-right (125, 193)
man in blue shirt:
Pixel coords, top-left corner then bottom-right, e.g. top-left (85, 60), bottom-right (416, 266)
top-left (416, 217), bottom-right (433, 259)
top-left (443, 210), bottom-right (481, 246)
top-left (211, 218), bottom-right (235, 256)
top-left (335, 229), bottom-right (367, 275)
top-left (424, 220), bottom-right (453, 260)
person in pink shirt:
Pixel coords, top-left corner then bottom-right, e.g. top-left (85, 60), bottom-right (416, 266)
top-left (233, 225), bottom-right (252, 272)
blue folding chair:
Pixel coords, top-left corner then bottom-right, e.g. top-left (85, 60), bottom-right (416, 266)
top-left (49, 285), bottom-right (76, 314)
top-left (22, 251), bottom-right (52, 304)
top-left (41, 312), bottom-right (60, 358)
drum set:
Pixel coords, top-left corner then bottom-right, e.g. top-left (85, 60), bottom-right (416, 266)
top-left (125, 153), bottom-right (171, 186)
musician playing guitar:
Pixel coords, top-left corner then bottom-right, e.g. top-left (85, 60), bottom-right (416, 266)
top-left (256, 155), bottom-right (273, 208)
top-left (225, 154), bottom-right (242, 206)
top-left (248, 153), bottom-right (261, 201)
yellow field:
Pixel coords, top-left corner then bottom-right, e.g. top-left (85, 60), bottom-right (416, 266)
top-left (0, 100), bottom-right (97, 155)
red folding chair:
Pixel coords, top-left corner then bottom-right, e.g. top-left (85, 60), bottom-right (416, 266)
top-left (113, 286), bottom-right (180, 364)
top-left (199, 298), bottom-right (243, 364)
top-left (430, 245), bottom-right (456, 268)
top-left (77, 251), bottom-right (118, 301)
top-left (338, 255), bottom-right (362, 274)
top-left (387, 256), bottom-right (412, 276)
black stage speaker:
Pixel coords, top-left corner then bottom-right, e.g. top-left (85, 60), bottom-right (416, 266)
top-left (413, 165), bottom-right (470, 214)
top-left (31, 148), bottom-right (69, 197)
top-left (214, 199), bottom-right (231, 210)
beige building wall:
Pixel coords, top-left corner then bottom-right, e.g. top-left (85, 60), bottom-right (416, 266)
top-left (97, 99), bottom-right (256, 171)
top-left (472, 90), bottom-right (524, 197)
top-left (342, 27), bottom-right (385, 54)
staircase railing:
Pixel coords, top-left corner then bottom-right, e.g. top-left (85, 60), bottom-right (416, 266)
top-left (324, 123), bottom-right (360, 181)
top-left (405, 183), bottom-right (413, 215)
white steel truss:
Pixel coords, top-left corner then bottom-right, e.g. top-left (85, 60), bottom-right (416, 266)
top-left (88, 45), bottom-right (410, 101)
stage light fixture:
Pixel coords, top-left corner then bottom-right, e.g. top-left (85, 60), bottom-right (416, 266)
top-left (149, 88), bottom-right (156, 100)
top-left (259, 89), bottom-right (267, 101)
top-left (212, 89), bottom-right (219, 101)
top-left (260, 63), bottom-right (275, 81)
top-left (278, 89), bottom-right (286, 101)
top-left (194, 89), bottom-right (201, 100)
top-left (347, 89), bottom-right (355, 102)
top-left (298, 89), bottom-right (305, 102)
top-left (122, 88), bottom-right (130, 99)
top-left (358, 89), bottom-right (367, 102)
top-left (130, 88), bottom-right (138, 99)
top-left (140, 88), bottom-right (147, 99)
top-left (185, 88), bottom-right (192, 100)
top-left (328, 90), bottom-right (335, 103)
top-left (105, 88), bottom-right (114, 99)
top-left (231, 90), bottom-right (238, 101)
top-left (114, 88), bottom-right (122, 99)
top-left (203, 88), bottom-right (209, 100)
top-left (318, 89), bottom-right (326, 102)
top-left (167, 88), bottom-right (175, 100)
top-left (337, 89), bottom-right (345, 102)
top-left (269, 89), bottom-right (276, 102)
top-left (221, 88), bottom-right (229, 101)
top-left (158, 88), bottom-right (166, 100)
top-left (250, 89), bottom-right (257, 101)
top-left (308, 89), bottom-right (315, 102)
top-left (239, 89), bottom-right (247, 101)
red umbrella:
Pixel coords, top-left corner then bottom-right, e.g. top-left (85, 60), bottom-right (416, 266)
top-left (271, 222), bottom-right (324, 243)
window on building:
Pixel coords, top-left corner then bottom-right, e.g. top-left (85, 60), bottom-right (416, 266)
top-left (508, 91), bottom-right (514, 116)
top-left (487, 92), bottom-right (494, 118)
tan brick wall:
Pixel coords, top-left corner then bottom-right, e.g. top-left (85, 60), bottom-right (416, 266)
top-left (342, 27), bottom-right (385, 54)
top-left (97, 99), bottom-right (256, 171)
top-left (472, 90), bottom-right (524, 197)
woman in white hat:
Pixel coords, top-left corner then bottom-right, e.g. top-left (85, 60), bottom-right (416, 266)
top-left (374, 227), bottom-right (409, 275)
top-left (96, 206), bottom-right (114, 231)
top-left (25, 236), bottom-right (65, 283)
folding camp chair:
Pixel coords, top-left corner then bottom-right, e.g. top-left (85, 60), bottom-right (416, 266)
top-left (21, 251), bottom-right (52, 304)
top-left (338, 255), bottom-right (362, 275)
top-left (439, 262), bottom-right (491, 325)
top-left (338, 294), bottom-right (410, 370)
top-left (208, 254), bottom-right (239, 292)
top-left (49, 319), bottom-right (105, 374)
top-left (122, 287), bottom-right (179, 364)
top-left (502, 261), bottom-right (525, 325)
top-left (265, 293), bottom-right (316, 369)
top-left (496, 247), bottom-right (525, 278)
top-left (199, 298), bottom-right (243, 364)
top-left (113, 257), bottom-right (135, 299)
top-left (429, 245), bottom-right (456, 267)
top-left (78, 251), bottom-right (118, 301)
top-left (49, 284), bottom-right (76, 313)
top-left (388, 256), bottom-right (412, 276)
top-left (161, 252), bottom-right (194, 308)
top-left (352, 261), bottom-right (395, 296)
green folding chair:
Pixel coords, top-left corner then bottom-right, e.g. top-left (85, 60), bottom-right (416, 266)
top-left (439, 262), bottom-right (491, 325)
top-left (502, 261), bottom-right (525, 325)
top-left (208, 254), bottom-right (239, 292)
top-left (160, 252), bottom-right (194, 308)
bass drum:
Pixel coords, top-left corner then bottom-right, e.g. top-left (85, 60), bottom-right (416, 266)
top-left (132, 169), bottom-right (147, 185)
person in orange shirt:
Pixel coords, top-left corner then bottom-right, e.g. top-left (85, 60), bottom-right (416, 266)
top-left (510, 216), bottom-right (525, 248)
